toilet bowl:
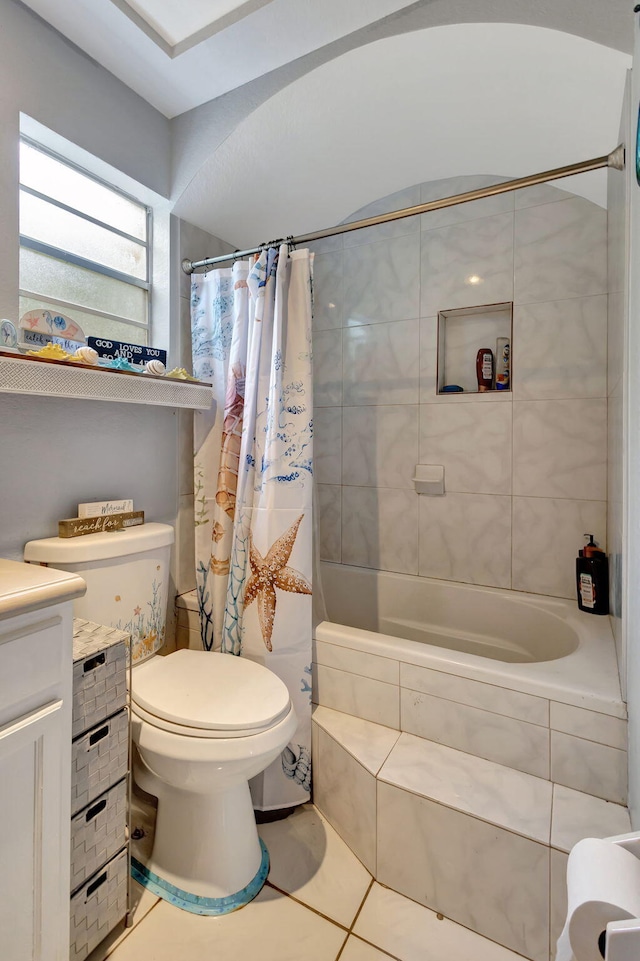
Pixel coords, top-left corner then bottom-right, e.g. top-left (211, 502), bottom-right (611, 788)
top-left (129, 649), bottom-right (297, 911)
top-left (24, 523), bottom-right (297, 914)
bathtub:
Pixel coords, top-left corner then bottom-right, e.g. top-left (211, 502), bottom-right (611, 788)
top-left (315, 562), bottom-right (625, 717)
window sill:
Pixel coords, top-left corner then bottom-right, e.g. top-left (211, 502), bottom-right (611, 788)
top-left (0, 351), bottom-right (212, 409)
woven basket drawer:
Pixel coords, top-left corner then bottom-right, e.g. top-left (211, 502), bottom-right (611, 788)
top-left (71, 709), bottom-right (128, 816)
top-left (70, 778), bottom-right (127, 894)
top-left (70, 848), bottom-right (128, 961)
top-left (73, 621), bottom-right (128, 738)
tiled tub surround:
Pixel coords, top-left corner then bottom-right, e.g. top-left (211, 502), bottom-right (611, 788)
top-left (312, 564), bottom-right (628, 961)
top-left (313, 175), bottom-right (609, 600)
top-left (315, 562), bottom-right (627, 803)
top-left (312, 706), bottom-right (631, 961)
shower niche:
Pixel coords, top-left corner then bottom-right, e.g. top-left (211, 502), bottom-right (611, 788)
top-left (437, 302), bottom-right (512, 395)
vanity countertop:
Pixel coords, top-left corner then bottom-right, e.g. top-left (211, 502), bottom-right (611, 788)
top-left (0, 558), bottom-right (86, 620)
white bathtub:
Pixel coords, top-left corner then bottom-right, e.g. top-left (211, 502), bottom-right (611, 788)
top-left (316, 563), bottom-right (625, 717)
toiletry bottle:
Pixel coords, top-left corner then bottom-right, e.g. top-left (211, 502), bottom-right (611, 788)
top-left (476, 348), bottom-right (493, 392)
top-left (495, 338), bottom-right (510, 390)
top-left (576, 534), bottom-right (609, 615)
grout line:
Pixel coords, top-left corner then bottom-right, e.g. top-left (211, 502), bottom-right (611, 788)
top-left (349, 876), bottom-right (375, 933)
top-left (345, 933), bottom-right (404, 961)
top-left (332, 932), bottom-right (350, 961)
top-left (264, 880), bottom-right (350, 931)
top-left (379, 778), bottom-right (551, 847)
top-left (399, 684), bottom-right (549, 729)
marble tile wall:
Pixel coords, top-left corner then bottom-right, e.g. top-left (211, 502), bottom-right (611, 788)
top-left (312, 176), bottom-right (609, 599)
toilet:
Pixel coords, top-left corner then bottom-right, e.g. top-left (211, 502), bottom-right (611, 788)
top-left (24, 523), bottom-right (297, 914)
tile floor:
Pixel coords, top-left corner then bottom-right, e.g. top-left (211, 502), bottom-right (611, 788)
top-left (88, 794), bottom-right (527, 961)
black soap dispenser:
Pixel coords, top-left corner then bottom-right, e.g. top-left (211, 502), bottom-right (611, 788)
top-left (576, 534), bottom-right (609, 615)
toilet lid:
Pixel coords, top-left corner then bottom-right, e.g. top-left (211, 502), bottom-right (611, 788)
top-left (131, 650), bottom-right (291, 733)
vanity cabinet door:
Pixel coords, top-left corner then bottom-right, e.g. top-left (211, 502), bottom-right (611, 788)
top-left (0, 698), bottom-right (68, 961)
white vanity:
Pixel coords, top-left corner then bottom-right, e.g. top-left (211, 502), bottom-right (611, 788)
top-left (0, 559), bottom-right (86, 961)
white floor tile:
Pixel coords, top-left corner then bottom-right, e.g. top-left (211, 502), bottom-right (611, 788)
top-left (340, 936), bottom-right (397, 960)
top-left (259, 804), bottom-right (371, 927)
top-left (353, 882), bottom-right (527, 961)
top-left (106, 885), bottom-right (346, 961)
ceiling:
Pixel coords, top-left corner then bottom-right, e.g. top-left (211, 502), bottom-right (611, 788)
top-left (17, 0), bottom-right (636, 119)
top-left (173, 23), bottom-right (630, 246)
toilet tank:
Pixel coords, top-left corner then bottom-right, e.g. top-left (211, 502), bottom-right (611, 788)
top-left (24, 524), bottom-right (174, 664)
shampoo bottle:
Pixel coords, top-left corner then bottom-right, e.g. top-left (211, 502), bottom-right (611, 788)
top-left (495, 338), bottom-right (510, 390)
top-left (576, 534), bottom-right (609, 615)
top-left (476, 348), bottom-right (493, 392)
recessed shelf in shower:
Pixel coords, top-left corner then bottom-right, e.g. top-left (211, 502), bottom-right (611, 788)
top-left (436, 301), bottom-right (513, 395)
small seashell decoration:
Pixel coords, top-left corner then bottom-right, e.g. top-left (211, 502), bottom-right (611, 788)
top-left (27, 343), bottom-right (72, 361)
top-left (165, 367), bottom-right (198, 381)
top-left (145, 359), bottom-right (166, 376)
top-left (71, 345), bottom-right (99, 365)
top-left (100, 357), bottom-right (142, 372)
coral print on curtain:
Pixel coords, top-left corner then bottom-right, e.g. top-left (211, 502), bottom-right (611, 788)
top-left (191, 244), bottom-right (314, 811)
top-left (192, 261), bottom-right (250, 653)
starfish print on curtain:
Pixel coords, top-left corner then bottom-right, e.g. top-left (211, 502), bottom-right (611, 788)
top-left (244, 514), bottom-right (312, 651)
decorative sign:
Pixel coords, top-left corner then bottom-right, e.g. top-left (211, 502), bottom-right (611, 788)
top-left (21, 329), bottom-right (83, 353)
top-left (20, 309), bottom-right (85, 343)
top-left (88, 337), bottom-right (167, 368)
top-left (59, 511), bottom-right (144, 538)
top-left (78, 499), bottom-right (134, 518)
top-left (59, 514), bottom-right (124, 537)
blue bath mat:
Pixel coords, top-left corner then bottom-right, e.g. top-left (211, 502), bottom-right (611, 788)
top-left (131, 839), bottom-right (270, 915)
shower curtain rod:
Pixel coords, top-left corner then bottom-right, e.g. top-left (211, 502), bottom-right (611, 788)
top-left (181, 145), bottom-right (625, 274)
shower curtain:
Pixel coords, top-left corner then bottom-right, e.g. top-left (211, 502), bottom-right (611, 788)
top-left (191, 245), bottom-right (314, 810)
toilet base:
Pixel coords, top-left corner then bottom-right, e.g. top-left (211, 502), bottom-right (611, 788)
top-left (131, 839), bottom-right (270, 916)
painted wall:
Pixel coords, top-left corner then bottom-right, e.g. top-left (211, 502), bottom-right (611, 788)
top-left (0, 1), bottom-right (176, 575)
top-left (314, 175), bottom-right (608, 600)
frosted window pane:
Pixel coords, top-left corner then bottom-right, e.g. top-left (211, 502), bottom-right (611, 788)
top-left (20, 193), bottom-right (147, 280)
top-left (20, 248), bottom-right (147, 324)
top-left (19, 297), bottom-right (148, 346)
top-left (20, 142), bottom-right (147, 240)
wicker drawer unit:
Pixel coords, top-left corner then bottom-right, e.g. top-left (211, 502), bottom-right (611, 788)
top-left (71, 707), bottom-right (129, 816)
top-left (72, 620), bottom-right (128, 739)
top-left (70, 849), bottom-right (129, 961)
top-left (70, 619), bottom-right (130, 960)
top-left (70, 778), bottom-right (128, 894)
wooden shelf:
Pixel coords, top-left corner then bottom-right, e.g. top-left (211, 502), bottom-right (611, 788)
top-left (0, 351), bottom-right (212, 409)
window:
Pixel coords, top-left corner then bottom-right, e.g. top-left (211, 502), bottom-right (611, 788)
top-left (19, 138), bottom-right (151, 345)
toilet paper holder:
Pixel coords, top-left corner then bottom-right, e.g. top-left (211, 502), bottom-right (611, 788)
top-left (594, 832), bottom-right (640, 961)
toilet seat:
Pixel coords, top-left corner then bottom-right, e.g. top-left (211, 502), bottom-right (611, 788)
top-left (131, 649), bottom-right (291, 739)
